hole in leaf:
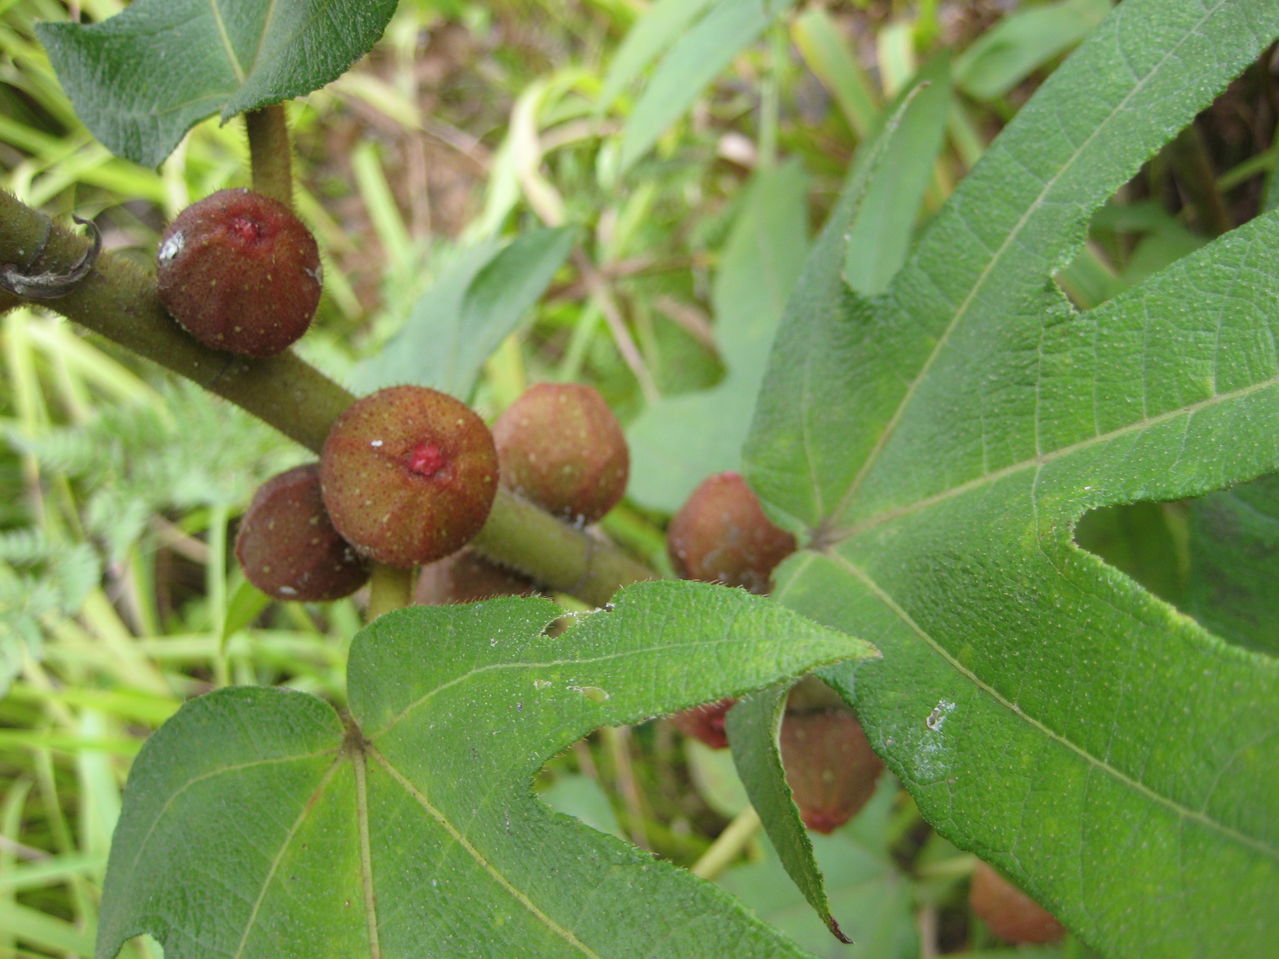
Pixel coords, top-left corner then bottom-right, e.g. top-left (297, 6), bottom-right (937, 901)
top-left (1074, 472), bottom-right (1279, 657)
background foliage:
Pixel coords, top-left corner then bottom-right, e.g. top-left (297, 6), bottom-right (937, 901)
top-left (2, 0), bottom-right (1276, 956)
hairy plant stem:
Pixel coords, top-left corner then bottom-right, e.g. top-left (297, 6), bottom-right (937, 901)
top-left (368, 565), bottom-right (413, 620)
top-left (0, 190), bottom-right (656, 608)
top-left (473, 490), bottom-right (654, 606)
top-left (0, 191), bottom-right (350, 452)
top-left (246, 105), bottom-right (294, 208)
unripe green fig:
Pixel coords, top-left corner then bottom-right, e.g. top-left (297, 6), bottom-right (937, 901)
top-left (414, 548), bottom-right (539, 605)
top-left (234, 463), bottom-right (369, 601)
top-left (320, 386), bottom-right (498, 568)
top-left (156, 188), bottom-right (321, 357)
top-left (969, 860), bottom-right (1065, 944)
top-left (491, 383), bottom-right (629, 524)
top-left (667, 472), bottom-right (796, 593)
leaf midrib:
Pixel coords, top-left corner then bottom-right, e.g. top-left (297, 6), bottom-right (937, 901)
top-left (209, 0), bottom-right (245, 83)
top-left (370, 746), bottom-right (604, 958)
top-left (369, 634), bottom-right (864, 739)
top-left (823, 0), bottom-right (1225, 529)
top-left (232, 754), bottom-right (348, 959)
top-left (820, 551), bottom-right (1279, 860)
top-left (831, 373), bottom-right (1278, 542)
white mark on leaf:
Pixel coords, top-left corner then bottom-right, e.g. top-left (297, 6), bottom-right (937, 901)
top-left (926, 699), bottom-right (955, 731)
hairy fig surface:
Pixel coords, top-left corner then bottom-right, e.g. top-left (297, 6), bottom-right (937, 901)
top-left (670, 698), bottom-right (735, 750)
top-left (156, 188), bottom-right (321, 357)
top-left (492, 383), bottom-right (629, 523)
top-left (667, 472), bottom-right (796, 593)
top-left (320, 386), bottom-right (498, 568)
top-left (234, 463), bottom-right (369, 601)
top-left (779, 703), bottom-right (883, 834)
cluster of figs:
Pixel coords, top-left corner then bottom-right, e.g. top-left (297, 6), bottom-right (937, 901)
top-left (155, 187), bottom-right (1063, 946)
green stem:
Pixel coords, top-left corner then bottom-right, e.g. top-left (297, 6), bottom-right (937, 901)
top-left (367, 564), bottom-right (413, 620)
top-left (0, 191), bottom-right (658, 607)
top-left (246, 105), bottom-right (294, 208)
top-left (1167, 123), bottom-right (1232, 235)
top-left (471, 490), bottom-right (655, 607)
top-left (689, 805), bottom-right (761, 880)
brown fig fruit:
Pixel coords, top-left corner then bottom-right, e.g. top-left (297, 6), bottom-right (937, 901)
top-left (491, 383), bottom-right (629, 524)
top-left (156, 188), bottom-right (322, 357)
top-left (234, 463), bottom-right (369, 601)
top-left (414, 548), bottom-right (539, 605)
top-left (319, 386), bottom-right (498, 568)
top-left (969, 860), bottom-right (1065, 945)
top-left (670, 698), bottom-right (736, 750)
top-left (779, 701), bottom-right (884, 834)
top-left (667, 472), bottom-right (796, 593)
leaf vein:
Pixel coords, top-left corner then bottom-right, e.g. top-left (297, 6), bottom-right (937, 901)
top-left (121, 747), bottom-right (339, 885)
top-left (828, 0), bottom-right (1226, 527)
top-left (834, 373), bottom-right (1277, 540)
top-left (830, 551), bottom-right (1279, 859)
top-left (352, 738), bottom-right (382, 959)
top-left (369, 746), bottom-right (604, 958)
top-left (209, 0), bottom-right (246, 83)
top-left (232, 755), bottom-right (346, 959)
top-left (372, 636), bottom-right (801, 738)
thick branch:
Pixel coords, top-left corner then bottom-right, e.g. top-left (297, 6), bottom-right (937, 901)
top-left (0, 191), bottom-right (656, 604)
top-left (0, 191), bottom-right (348, 451)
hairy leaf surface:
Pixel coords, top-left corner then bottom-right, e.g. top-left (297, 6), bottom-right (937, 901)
top-left (95, 582), bottom-right (874, 959)
top-left (38, 0), bottom-right (398, 166)
top-left (745, 1), bottom-right (1279, 955)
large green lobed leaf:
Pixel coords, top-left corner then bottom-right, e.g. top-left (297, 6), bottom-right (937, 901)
top-left (95, 582), bottom-right (874, 959)
top-left (745, 0), bottom-right (1279, 955)
top-left (37, 0), bottom-right (398, 167)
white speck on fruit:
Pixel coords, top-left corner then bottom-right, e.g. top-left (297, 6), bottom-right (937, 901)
top-left (305, 263), bottom-right (323, 285)
top-left (158, 232), bottom-right (184, 262)
top-left (370, 439), bottom-right (383, 448)
top-left (279, 585), bottom-right (298, 597)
